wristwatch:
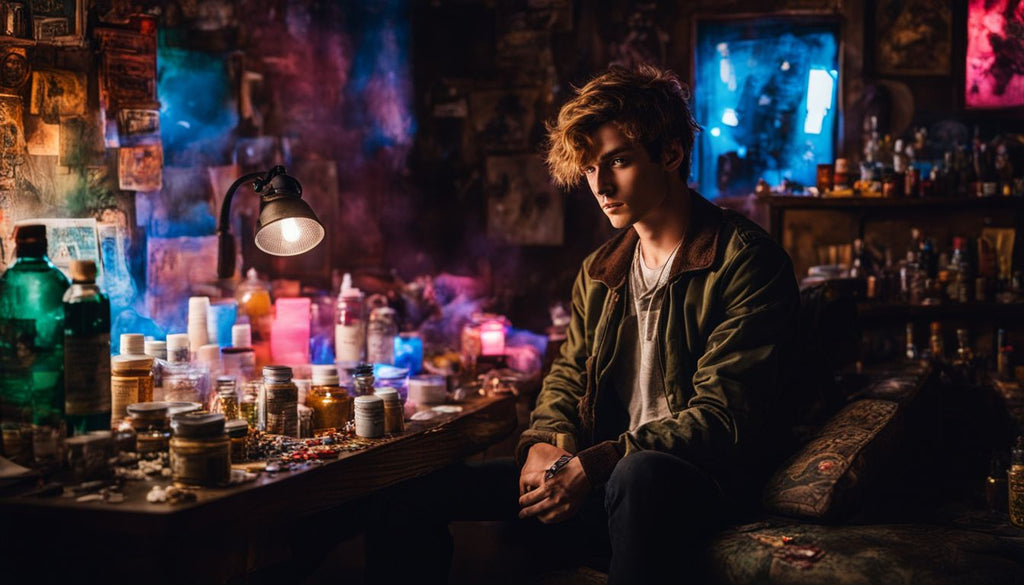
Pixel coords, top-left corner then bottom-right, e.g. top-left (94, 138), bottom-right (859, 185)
top-left (544, 454), bottom-right (575, 480)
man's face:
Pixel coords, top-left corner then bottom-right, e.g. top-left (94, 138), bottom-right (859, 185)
top-left (582, 123), bottom-right (673, 230)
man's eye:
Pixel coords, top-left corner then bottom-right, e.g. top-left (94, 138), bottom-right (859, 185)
top-left (611, 158), bottom-right (628, 166)
top-left (583, 166), bottom-right (596, 175)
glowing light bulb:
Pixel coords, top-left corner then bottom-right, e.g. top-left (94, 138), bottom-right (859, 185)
top-left (281, 218), bottom-right (301, 243)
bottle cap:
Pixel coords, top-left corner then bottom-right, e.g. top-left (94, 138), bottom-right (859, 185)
top-left (231, 323), bottom-right (252, 348)
top-left (120, 333), bottom-right (145, 356)
top-left (373, 387), bottom-right (400, 403)
top-left (144, 340), bottom-right (167, 359)
top-left (69, 259), bottom-right (97, 283)
top-left (189, 296), bottom-right (210, 313)
top-left (14, 223), bottom-right (46, 243)
top-left (166, 333), bottom-right (190, 355)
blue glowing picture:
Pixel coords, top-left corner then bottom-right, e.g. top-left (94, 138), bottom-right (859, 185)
top-left (694, 19), bottom-right (839, 198)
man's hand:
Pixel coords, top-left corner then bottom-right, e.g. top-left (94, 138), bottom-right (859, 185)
top-left (517, 443), bottom-right (590, 524)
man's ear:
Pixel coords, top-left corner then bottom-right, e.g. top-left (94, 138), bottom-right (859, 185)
top-left (662, 141), bottom-right (685, 172)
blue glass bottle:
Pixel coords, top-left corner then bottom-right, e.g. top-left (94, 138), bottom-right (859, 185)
top-left (0, 224), bottom-right (70, 466)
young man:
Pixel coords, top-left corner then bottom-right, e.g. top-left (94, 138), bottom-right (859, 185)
top-left (514, 64), bottom-right (800, 582)
top-left (363, 64), bottom-right (799, 585)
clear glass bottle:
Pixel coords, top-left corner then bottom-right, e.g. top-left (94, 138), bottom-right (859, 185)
top-left (162, 333), bottom-right (207, 405)
top-left (335, 275), bottom-right (366, 367)
top-left (352, 363), bottom-right (376, 396)
top-left (366, 306), bottom-right (398, 365)
top-left (221, 323), bottom-right (256, 382)
top-left (0, 224), bottom-right (70, 467)
top-left (63, 259), bottom-right (111, 435)
top-left (144, 339), bottom-right (168, 402)
top-left (214, 376), bottom-right (239, 420)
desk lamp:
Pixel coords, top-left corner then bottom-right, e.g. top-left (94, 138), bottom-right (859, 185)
top-left (217, 165), bottom-right (325, 279)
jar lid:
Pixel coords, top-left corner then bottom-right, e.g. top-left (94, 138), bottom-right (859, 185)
top-left (126, 401), bottom-right (169, 420)
top-left (166, 333), bottom-right (190, 354)
top-left (144, 340), bottom-right (167, 359)
top-left (263, 365), bottom-right (293, 382)
top-left (374, 388), bottom-right (400, 402)
top-left (171, 412), bottom-right (226, 438)
top-left (312, 364), bottom-right (339, 386)
top-left (112, 353), bottom-right (155, 370)
top-left (354, 395), bottom-right (383, 407)
top-left (166, 401), bottom-right (202, 417)
top-left (231, 323), bottom-right (252, 348)
top-left (225, 419), bottom-right (249, 438)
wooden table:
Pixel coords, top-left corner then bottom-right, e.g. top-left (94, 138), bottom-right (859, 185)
top-left (0, 393), bottom-right (517, 583)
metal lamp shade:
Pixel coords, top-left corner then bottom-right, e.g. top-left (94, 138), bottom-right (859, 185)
top-left (254, 197), bottom-right (325, 256)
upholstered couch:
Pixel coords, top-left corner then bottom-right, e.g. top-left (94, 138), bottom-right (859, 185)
top-left (526, 286), bottom-right (1024, 585)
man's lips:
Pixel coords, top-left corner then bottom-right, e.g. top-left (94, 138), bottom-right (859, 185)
top-left (603, 202), bottom-right (623, 211)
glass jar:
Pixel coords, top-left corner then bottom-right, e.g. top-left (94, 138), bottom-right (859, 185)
top-left (352, 363), bottom-right (375, 396)
top-left (126, 402), bottom-right (170, 453)
top-left (262, 365), bottom-right (297, 437)
top-left (214, 376), bottom-right (239, 420)
top-left (169, 412), bottom-right (230, 487)
top-left (225, 419), bottom-right (248, 463)
top-left (366, 307), bottom-right (398, 365)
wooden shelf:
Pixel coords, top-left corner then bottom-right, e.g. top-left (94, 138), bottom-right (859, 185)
top-left (764, 195), bottom-right (1024, 210)
top-left (857, 301), bottom-right (1024, 322)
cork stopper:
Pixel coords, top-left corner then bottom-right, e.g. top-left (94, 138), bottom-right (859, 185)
top-left (69, 259), bottom-right (97, 283)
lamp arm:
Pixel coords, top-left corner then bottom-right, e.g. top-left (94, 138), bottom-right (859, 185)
top-left (217, 171), bottom-right (269, 234)
top-left (216, 170), bottom-right (267, 280)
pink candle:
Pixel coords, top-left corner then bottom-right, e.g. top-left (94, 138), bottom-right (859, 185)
top-left (271, 297), bottom-right (311, 365)
top-left (480, 319), bottom-right (506, 356)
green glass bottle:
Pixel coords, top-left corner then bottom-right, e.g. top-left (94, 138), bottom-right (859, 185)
top-left (63, 259), bottom-right (111, 434)
top-left (0, 224), bottom-right (70, 467)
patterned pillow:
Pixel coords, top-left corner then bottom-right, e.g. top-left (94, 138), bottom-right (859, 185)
top-left (762, 398), bottom-right (900, 521)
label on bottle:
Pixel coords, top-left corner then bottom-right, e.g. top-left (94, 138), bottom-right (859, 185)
top-left (65, 333), bottom-right (111, 415)
top-left (110, 375), bottom-right (148, 422)
top-left (366, 331), bottom-right (394, 365)
top-left (335, 323), bottom-right (365, 363)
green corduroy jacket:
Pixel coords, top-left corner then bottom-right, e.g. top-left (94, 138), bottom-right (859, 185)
top-left (516, 191), bottom-right (801, 494)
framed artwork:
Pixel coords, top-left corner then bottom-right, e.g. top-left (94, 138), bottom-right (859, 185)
top-left (29, 0), bottom-right (85, 45)
top-left (874, 0), bottom-right (952, 76)
top-left (485, 154), bottom-right (563, 246)
top-left (693, 16), bottom-right (840, 198)
top-left (965, 0), bottom-right (1024, 109)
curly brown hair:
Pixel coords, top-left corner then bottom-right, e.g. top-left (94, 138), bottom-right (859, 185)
top-left (544, 64), bottom-right (701, 189)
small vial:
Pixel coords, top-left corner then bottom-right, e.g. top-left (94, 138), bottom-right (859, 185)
top-left (374, 387), bottom-right (404, 435)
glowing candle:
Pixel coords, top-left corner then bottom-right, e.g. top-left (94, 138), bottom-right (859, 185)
top-left (480, 319), bottom-right (506, 356)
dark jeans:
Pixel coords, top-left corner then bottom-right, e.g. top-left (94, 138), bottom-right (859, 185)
top-left (365, 450), bottom-right (730, 585)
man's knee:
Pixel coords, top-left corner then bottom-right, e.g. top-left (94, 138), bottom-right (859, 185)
top-left (605, 451), bottom-right (719, 506)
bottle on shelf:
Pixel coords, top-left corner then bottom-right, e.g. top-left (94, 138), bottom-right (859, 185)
top-left (0, 224), bottom-right (70, 467)
top-left (63, 259), bottom-right (111, 435)
top-left (905, 322), bottom-right (918, 361)
top-left (952, 328), bottom-right (977, 383)
top-left (928, 321), bottom-right (945, 362)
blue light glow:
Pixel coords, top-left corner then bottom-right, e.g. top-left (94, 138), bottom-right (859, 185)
top-left (694, 20), bottom-right (839, 197)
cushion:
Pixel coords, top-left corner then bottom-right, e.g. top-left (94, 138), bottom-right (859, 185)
top-left (710, 520), bottom-right (1024, 585)
top-left (762, 398), bottom-right (900, 521)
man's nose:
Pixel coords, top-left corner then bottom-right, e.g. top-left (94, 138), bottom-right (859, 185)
top-left (595, 165), bottom-right (613, 196)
